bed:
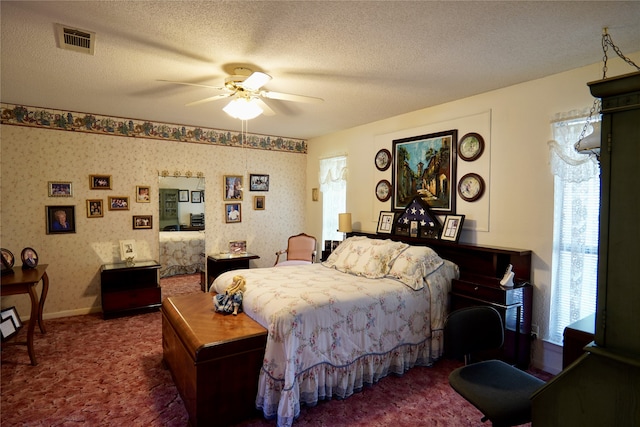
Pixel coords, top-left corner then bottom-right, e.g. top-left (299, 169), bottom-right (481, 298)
top-left (159, 231), bottom-right (205, 278)
top-left (211, 236), bottom-right (459, 427)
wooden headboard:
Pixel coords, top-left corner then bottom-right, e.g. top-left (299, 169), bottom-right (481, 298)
top-left (348, 231), bottom-right (532, 284)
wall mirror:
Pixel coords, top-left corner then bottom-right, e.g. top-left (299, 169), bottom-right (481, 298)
top-left (158, 176), bottom-right (205, 231)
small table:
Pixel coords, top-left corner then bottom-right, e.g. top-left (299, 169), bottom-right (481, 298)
top-left (1, 265), bottom-right (49, 365)
top-left (101, 260), bottom-right (161, 319)
top-left (206, 253), bottom-right (260, 292)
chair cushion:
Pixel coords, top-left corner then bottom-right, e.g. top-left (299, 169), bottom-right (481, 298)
top-left (448, 360), bottom-right (544, 426)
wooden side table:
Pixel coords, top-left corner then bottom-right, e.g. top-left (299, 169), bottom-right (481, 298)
top-left (206, 253), bottom-right (260, 292)
top-left (100, 260), bottom-right (161, 319)
top-left (1, 264), bottom-right (49, 365)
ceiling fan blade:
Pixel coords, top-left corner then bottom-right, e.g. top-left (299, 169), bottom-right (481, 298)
top-left (253, 98), bottom-right (275, 116)
top-left (260, 90), bottom-right (324, 104)
top-left (185, 93), bottom-right (232, 107)
top-left (241, 72), bottom-right (272, 91)
top-left (158, 79), bottom-right (226, 91)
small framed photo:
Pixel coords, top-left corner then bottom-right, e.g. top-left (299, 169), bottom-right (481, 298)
top-left (249, 174), bottom-right (269, 191)
top-left (1, 248), bottom-right (15, 272)
top-left (136, 186), bottom-right (151, 203)
top-left (225, 203), bottom-right (241, 223)
top-left (108, 196), bottom-right (129, 210)
top-left (86, 199), bottom-right (103, 218)
top-left (254, 195), bottom-right (265, 210)
top-left (410, 220), bottom-right (419, 238)
top-left (133, 215), bottom-right (153, 229)
top-left (48, 181), bottom-right (72, 197)
top-left (376, 211), bottom-right (395, 234)
top-left (440, 214), bottom-right (465, 242)
top-left (179, 190), bottom-right (189, 202)
top-left (1, 307), bottom-right (23, 342)
top-left (119, 239), bottom-right (137, 261)
top-left (229, 240), bottom-right (247, 254)
top-left (20, 247), bottom-right (39, 269)
top-left (191, 191), bottom-right (202, 203)
top-left (46, 205), bottom-right (76, 234)
top-left (224, 175), bottom-right (243, 200)
top-left (89, 175), bottom-right (111, 190)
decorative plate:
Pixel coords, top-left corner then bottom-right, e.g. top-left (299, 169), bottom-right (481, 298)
top-left (458, 132), bottom-right (485, 161)
top-left (375, 179), bottom-right (392, 202)
top-left (375, 149), bottom-right (392, 171)
top-left (458, 173), bottom-right (485, 202)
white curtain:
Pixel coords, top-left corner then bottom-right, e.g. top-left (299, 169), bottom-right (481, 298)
top-left (547, 109), bottom-right (600, 344)
top-left (319, 156), bottom-right (348, 244)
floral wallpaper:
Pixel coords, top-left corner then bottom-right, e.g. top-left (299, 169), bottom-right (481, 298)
top-left (0, 114), bottom-right (307, 319)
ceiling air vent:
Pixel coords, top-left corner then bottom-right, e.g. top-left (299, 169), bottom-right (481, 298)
top-left (56, 24), bottom-right (95, 55)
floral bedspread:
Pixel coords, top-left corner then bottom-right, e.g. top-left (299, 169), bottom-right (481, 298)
top-left (159, 231), bottom-right (204, 278)
top-left (212, 262), bottom-right (458, 427)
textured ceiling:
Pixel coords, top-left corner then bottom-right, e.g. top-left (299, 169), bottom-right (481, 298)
top-left (1, 1), bottom-right (639, 140)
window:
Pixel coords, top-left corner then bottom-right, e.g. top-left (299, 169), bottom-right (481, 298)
top-left (319, 156), bottom-right (347, 244)
top-left (548, 112), bottom-right (600, 345)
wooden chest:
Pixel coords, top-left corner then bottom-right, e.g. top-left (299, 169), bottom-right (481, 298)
top-left (161, 292), bottom-right (267, 426)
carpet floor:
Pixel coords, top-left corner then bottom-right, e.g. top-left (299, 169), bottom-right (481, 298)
top-left (1, 274), bottom-right (549, 426)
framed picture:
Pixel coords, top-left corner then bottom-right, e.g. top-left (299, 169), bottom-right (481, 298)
top-left (376, 211), bottom-right (395, 234)
top-left (20, 247), bottom-right (39, 269)
top-left (224, 175), bottom-right (243, 200)
top-left (46, 205), bottom-right (76, 234)
top-left (254, 195), bottom-right (265, 210)
top-left (392, 129), bottom-right (458, 214)
top-left (1, 248), bottom-right (15, 272)
top-left (225, 203), bottom-right (241, 223)
top-left (133, 215), bottom-right (153, 229)
top-left (136, 186), bottom-right (150, 203)
top-left (249, 174), bottom-right (269, 191)
top-left (179, 189), bottom-right (189, 202)
top-left (108, 196), bottom-right (129, 210)
top-left (86, 199), bottom-right (103, 218)
top-left (441, 214), bottom-right (465, 242)
top-left (229, 240), bottom-right (247, 254)
top-left (191, 191), bottom-right (202, 203)
top-left (89, 175), bottom-right (111, 190)
top-left (119, 239), bottom-right (136, 261)
top-left (48, 181), bottom-right (72, 197)
top-left (1, 307), bottom-right (22, 342)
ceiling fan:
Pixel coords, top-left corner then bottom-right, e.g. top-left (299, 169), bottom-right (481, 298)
top-left (159, 67), bottom-right (323, 120)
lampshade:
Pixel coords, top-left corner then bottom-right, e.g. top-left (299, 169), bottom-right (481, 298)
top-left (575, 121), bottom-right (601, 153)
top-left (223, 97), bottom-right (263, 120)
top-left (338, 213), bottom-right (352, 233)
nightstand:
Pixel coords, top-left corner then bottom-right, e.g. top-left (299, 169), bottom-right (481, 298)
top-left (206, 253), bottom-right (260, 292)
top-left (450, 276), bottom-right (533, 368)
top-left (562, 313), bottom-right (595, 368)
top-left (100, 260), bottom-right (161, 319)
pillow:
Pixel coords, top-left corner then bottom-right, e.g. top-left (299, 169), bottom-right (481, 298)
top-left (322, 236), bottom-right (408, 278)
top-left (386, 245), bottom-right (444, 290)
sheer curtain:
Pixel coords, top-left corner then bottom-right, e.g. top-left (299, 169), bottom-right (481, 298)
top-left (319, 156), bottom-right (347, 244)
top-left (547, 109), bottom-right (600, 344)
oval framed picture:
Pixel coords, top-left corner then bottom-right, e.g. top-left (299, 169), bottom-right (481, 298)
top-left (458, 173), bottom-right (485, 202)
top-left (458, 132), bottom-right (485, 162)
top-left (375, 179), bottom-right (392, 202)
top-left (1, 248), bottom-right (15, 271)
top-left (21, 247), bottom-right (39, 269)
top-left (374, 149), bottom-right (392, 171)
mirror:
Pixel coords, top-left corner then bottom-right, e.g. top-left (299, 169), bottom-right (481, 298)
top-left (159, 176), bottom-right (205, 231)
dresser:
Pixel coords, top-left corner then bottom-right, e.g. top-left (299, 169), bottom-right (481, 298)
top-left (100, 260), bottom-right (161, 318)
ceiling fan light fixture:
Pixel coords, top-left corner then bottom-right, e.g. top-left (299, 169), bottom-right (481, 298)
top-left (223, 97), bottom-right (263, 120)
top-left (242, 71), bottom-right (271, 91)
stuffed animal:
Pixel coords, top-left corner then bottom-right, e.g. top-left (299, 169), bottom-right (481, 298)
top-left (213, 275), bottom-right (246, 315)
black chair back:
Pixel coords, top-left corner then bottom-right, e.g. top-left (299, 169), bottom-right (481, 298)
top-left (444, 306), bottom-right (504, 361)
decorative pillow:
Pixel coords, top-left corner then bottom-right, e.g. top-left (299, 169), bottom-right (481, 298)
top-left (387, 245), bottom-right (444, 290)
top-left (322, 236), bottom-right (408, 278)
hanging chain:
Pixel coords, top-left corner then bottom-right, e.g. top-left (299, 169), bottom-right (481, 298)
top-left (601, 28), bottom-right (640, 79)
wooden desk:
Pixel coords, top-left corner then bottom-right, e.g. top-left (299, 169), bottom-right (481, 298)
top-left (1, 265), bottom-right (49, 365)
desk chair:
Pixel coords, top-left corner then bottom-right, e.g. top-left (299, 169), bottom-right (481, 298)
top-left (274, 233), bottom-right (317, 266)
top-left (444, 306), bottom-right (545, 427)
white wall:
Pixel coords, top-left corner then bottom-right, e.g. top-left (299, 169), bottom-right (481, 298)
top-left (305, 53), bottom-right (639, 373)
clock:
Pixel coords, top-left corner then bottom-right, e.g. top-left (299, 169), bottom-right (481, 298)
top-left (375, 149), bottom-right (392, 171)
top-left (458, 132), bottom-right (484, 161)
top-left (458, 173), bottom-right (485, 202)
top-left (375, 179), bottom-right (391, 202)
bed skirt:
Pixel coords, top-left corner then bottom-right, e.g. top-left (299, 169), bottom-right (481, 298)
top-left (257, 335), bottom-right (441, 427)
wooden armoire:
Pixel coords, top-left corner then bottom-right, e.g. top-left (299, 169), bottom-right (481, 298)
top-left (532, 71), bottom-right (640, 425)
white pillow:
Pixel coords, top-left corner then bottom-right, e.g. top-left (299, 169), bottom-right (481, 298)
top-left (387, 245), bottom-right (444, 290)
top-left (322, 236), bottom-right (408, 278)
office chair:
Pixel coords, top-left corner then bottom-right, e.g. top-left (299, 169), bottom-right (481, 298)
top-left (274, 233), bottom-right (317, 266)
top-left (444, 306), bottom-right (545, 427)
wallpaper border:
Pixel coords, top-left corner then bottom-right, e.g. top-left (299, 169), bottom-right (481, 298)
top-left (0, 103), bottom-right (307, 154)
